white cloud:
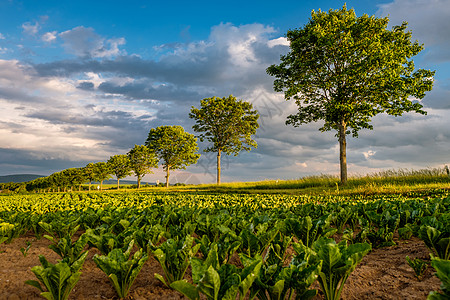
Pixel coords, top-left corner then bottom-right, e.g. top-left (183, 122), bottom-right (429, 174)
top-left (0, 33), bottom-right (5, 39)
top-left (59, 26), bottom-right (125, 58)
top-left (267, 37), bottom-right (289, 48)
top-left (42, 31), bottom-right (57, 43)
top-left (22, 21), bottom-right (40, 35)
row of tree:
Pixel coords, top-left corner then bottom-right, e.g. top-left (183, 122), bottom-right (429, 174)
top-left (25, 95), bottom-right (259, 192)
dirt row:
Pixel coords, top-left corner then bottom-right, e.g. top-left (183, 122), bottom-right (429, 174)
top-left (0, 233), bottom-right (441, 300)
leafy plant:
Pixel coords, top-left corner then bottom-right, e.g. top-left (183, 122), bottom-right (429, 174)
top-left (153, 235), bottom-right (201, 287)
top-left (171, 246), bottom-right (262, 300)
top-left (247, 235), bottom-right (321, 300)
top-left (418, 225), bottom-right (450, 260)
top-left (279, 215), bottom-right (336, 248)
top-left (428, 257), bottom-right (450, 299)
top-left (406, 256), bottom-right (427, 281)
top-left (239, 223), bottom-right (279, 257)
top-left (309, 237), bottom-right (371, 300)
top-left (25, 255), bottom-right (85, 300)
top-left (20, 241), bottom-right (32, 257)
top-left (85, 228), bottom-right (131, 255)
top-left (398, 225), bottom-right (414, 240)
top-left (93, 241), bottom-right (148, 299)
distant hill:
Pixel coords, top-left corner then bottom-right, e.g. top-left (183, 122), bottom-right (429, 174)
top-left (0, 174), bottom-right (45, 183)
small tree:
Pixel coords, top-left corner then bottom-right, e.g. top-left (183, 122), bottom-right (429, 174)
top-left (145, 125), bottom-right (200, 188)
top-left (107, 155), bottom-right (132, 190)
top-left (93, 162), bottom-right (112, 191)
top-left (189, 95), bottom-right (259, 184)
top-left (127, 145), bottom-right (158, 189)
top-left (267, 5), bottom-right (434, 184)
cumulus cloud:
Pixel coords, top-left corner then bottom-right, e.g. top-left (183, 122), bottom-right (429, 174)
top-left (22, 22), bottom-right (40, 35)
top-left (59, 26), bottom-right (126, 58)
top-left (42, 31), bottom-right (57, 43)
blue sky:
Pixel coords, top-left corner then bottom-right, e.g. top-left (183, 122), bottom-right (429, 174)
top-left (0, 0), bottom-right (449, 184)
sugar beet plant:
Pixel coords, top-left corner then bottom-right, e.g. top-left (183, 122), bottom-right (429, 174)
top-left (0, 191), bottom-right (447, 298)
top-left (93, 240), bottom-right (148, 299)
top-left (26, 254), bottom-right (87, 300)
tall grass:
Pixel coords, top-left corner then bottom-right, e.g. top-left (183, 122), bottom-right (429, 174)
top-left (174, 167), bottom-right (450, 195)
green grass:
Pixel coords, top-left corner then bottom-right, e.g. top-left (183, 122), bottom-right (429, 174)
top-left (62, 167), bottom-right (450, 196)
top-left (137, 167), bottom-right (450, 196)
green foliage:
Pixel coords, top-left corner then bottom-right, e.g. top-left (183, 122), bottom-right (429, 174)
top-left (238, 223), bottom-right (279, 257)
top-left (190, 95), bottom-right (259, 155)
top-left (145, 125), bottom-right (200, 187)
top-left (20, 240), bottom-right (32, 257)
top-left (247, 234), bottom-right (321, 300)
top-left (398, 225), bottom-right (414, 240)
top-left (93, 241), bottom-right (148, 299)
top-left (85, 228), bottom-right (131, 255)
top-left (190, 95), bottom-right (259, 184)
top-left (418, 225), bottom-right (450, 260)
top-left (127, 144), bottom-right (159, 189)
top-left (428, 257), bottom-right (450, 299)
top-left (171, 246), bottom-right (262, 300)
top-left (153, 235), bottom-right (201, 287)
top-left (45, 234), bottom-right (89, 271)
top-left (107, 155), bottom-right (132, 190)
top-left (406, 256), bottom-right (427, 281)
top-left (279, 215), bottom-right (336, 248)
top-left (25, 255), bottom-right (85, 300)
top-left (0, 222), bottom-right (15, 244)
top-left (308, 237), bottom-right (371, 300)
top-left (267, 5), bottom-right (434, 183)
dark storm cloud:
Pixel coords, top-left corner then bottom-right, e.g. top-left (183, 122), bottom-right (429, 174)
top-left (0, 148), bottom-right (91, 175)
top-left (25, 108), bottom-right (153, 129)
top-left (77, 81), bottom-right (94, 90)
top-left (97, 80), bottom-right (202, 102)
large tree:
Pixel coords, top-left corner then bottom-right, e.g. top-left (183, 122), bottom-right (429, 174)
top-left (146, 125), bottom-right (200, 188)
top-left (267, 5), bottom-right (434, 184)
top-left (107, 154), bottom-right (132, 190)
top-left (127, 144), bottom-right (159, 189)
top-left (189, 95), bottom-right (259, 184)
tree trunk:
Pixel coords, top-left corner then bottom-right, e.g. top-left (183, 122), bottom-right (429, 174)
top-left (117, 178), bottom-right (120, 190)
top-left (165, 166), bottom-right (170, 188)
top-left (217, 149), bottom-right (221, 185)
top-left (89, 181), bottom-right (91, 191)
top-left (137, 175), bottom-right (141, 189)
top-left (100, 180), bottom-right (103, 191)
top-left (338, 121), bottom-right (348, 185)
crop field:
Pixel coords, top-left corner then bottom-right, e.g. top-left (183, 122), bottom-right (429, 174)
top-left (1, 189), bottom-right (449, 299)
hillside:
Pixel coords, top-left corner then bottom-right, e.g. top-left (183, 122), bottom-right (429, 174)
top-left (0, 174), bottom-right (44, 183)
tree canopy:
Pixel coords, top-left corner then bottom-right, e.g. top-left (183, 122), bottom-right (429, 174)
top-left (127, 144), bottom-right (158, 189)
top-left (189, 95), bottom-right (259, 184)
top-left (266, 5), bottom-right (434, 184)
top-left (107, 154), bottom-right (132, 190)
top-left (146, 125), bottom-right (200, 188)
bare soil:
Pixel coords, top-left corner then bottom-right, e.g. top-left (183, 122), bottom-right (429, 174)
top-left (0, 233), bottom-right (441, 300)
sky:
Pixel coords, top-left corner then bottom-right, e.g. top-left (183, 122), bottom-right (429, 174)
top-left (0, 0), bottom-right (449, 184)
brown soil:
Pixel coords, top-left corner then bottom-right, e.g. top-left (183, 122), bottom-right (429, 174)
top-left (0, 234), bottom-right (441, 300)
